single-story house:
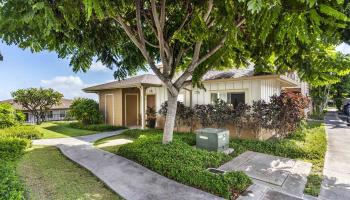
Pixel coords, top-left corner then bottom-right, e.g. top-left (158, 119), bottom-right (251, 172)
top-left (83, 68), bottom-right (309, 138)
top-left (0, 98), bottom-right (73, 123)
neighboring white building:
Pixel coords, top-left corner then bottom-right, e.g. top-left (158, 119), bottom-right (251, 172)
top-left (0, 99), bottom-right (73, 123)
top-left (84, 68), bottom-right (308, 130)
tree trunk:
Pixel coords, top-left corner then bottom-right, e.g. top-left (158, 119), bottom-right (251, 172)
top-left (35, 115), bottom-right (41, 125)
top-left (163, 92), bottom-right (178, 144)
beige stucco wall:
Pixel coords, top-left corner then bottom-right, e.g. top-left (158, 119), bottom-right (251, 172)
top-left (156, 116), bottom-right (275, 140)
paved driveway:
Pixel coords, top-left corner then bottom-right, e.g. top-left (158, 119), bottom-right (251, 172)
top-left (320, 111), bottom-right (350, 200)
top-left (32, 131), bottom-right (223, 200)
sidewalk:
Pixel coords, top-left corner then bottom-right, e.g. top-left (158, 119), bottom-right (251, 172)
top-left (319, 111), bottom-right (350, 200)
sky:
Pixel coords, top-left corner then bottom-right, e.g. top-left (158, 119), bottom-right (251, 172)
top-left (1, 42), bottom-right (350, 101)
top-left (0, 42), bottom-right (138, 101)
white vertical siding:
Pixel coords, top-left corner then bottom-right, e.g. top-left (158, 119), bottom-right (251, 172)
top-left (150, 78), bottom-right (283, 109)
top-left (260, 79), bottom-right (281, 103)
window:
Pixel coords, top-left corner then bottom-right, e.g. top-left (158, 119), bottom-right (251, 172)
top-left (210, 92), bottom-right (227, 103)
top-left (227, 92), bottom-right (245, 108)
top-left (210, 91), bottom-right (245, 108)
top-left (60, 110), bottom-right (66, 118)
top-left (47, 111), bottom-right (53, 118)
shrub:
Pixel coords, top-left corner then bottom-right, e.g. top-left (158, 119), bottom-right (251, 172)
top-left (212, 99), bottom-right (231, 128)
top-left (69, 98), bottom-right (103, 125)
top-left (0, 162), bottom-right (25, 200)
top-left (117, 135), bottom-right (251, 198)
top-left (0, 103), bottom-right (25, 128)
top-left (0, 126), bottom-right (42, 139)
top-left (269, 91), bottom-right (309, 137)
top-left (249, 100), bottom-right (270, 139)
top-left (0, 138), bottom-right (30, 161)
top-left (69, 122), bottom-right (127, 132)
top-left (194, 104), bottom-right (214, 127)
top-left (230, 103), bottom-right (250, 138)
top-left (159, 101), bottom-right (194, 131)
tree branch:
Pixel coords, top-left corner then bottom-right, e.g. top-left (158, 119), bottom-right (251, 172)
top-left (174, 35), bottom-right (227, 88)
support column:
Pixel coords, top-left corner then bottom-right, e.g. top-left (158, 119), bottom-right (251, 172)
top-left (140, 86), bottom-right (145, 129)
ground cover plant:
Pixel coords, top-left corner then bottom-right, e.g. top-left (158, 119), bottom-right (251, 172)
top-left (229, 121), bottom-right (326, 196)
top-left (69, 122), bottom-right (127, 132)
top-left (17, 146), bottom-right (121, 200)
top-left (105, 129), bottom-right (252, 199)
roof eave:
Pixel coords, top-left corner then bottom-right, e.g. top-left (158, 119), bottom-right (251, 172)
top-left (83, 83), bottom-right (163, 93)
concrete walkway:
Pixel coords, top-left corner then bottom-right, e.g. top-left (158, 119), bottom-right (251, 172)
top-left (32, 131), bottom-right (223, 200)
top-left (319, 111), bottom-right (350, 200)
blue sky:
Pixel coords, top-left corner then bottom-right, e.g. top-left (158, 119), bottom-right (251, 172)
top-left (0, 42), bottom-right (349, 101)
top-left (0, 42), bottom-right (131, 100)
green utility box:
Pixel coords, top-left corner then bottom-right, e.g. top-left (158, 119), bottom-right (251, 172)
top-left (195, 128), bottom-right (229, 152)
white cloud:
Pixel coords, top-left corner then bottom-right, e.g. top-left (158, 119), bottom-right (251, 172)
top-left (90, 61), bottom-right (111, 72)
top-left (41, 76), bottom-right (98, 100)
top-left (336, 43), bottom-right (350, 54)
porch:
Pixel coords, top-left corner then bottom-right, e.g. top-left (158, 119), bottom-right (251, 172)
top-left (83, 74), bottom-right (163, 129)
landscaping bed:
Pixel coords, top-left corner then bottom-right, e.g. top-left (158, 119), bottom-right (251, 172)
top-left (105, 129), bottom-right (252, 199)
top-left (229, 121), bottom-right (326, 196)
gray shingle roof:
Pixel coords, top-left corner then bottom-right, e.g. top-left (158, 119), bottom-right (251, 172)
top-left (202, 68), bottom-right (255, 80)
top-left (83, 68), bottom-right (259, 92)
top-left (83, 74), bottom-right (163, 92)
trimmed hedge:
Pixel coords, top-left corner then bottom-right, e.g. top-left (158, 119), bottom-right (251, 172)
top-left (0, 126), bottom-right (42, 140)
top-left (0, 137), bottom-right (29, 200)
top-left (0, 138), bottom-right (30, 161)
top-left (69, 122), bottom-right (127, 132)
top-left (0, 162), bottom-right (25, 200)
top-left (117, 135), bottom-right (251, 199)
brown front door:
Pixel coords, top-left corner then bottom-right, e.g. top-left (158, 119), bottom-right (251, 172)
top-left (147, 95), bottom-right (156, 109)
top-left (105, 94), bottom-right (114, 125)
top-left (125, 94), bottom-right (138, 126)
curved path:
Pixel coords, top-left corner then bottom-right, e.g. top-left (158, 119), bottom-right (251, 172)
top-left (32, 131), bottom-right (223, 200)
top-left (320, 111), bottom-right (350, 200)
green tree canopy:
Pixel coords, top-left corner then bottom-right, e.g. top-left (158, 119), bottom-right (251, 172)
top-left (11, 88), bottom-right (63, 124)
top-left (1, 0), bottom-right (350, 142)
top-left (69, 98), bottom-right (102, 125)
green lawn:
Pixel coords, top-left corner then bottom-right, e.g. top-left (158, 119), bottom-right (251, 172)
top-left (35, 122), bottom-right (97, 138)
top-left (17, 146), bottom-right (122, 200)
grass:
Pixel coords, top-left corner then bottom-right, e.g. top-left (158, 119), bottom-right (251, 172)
top-left (17, 146), bottom-right (122, 200)
top-left (229, 121), bottom-right (327, 196)
top-left (35, 121), bottom-right (97, 138)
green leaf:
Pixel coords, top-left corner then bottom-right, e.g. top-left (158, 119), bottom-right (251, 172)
top-left (319, 4), bottom-right (349, 22)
